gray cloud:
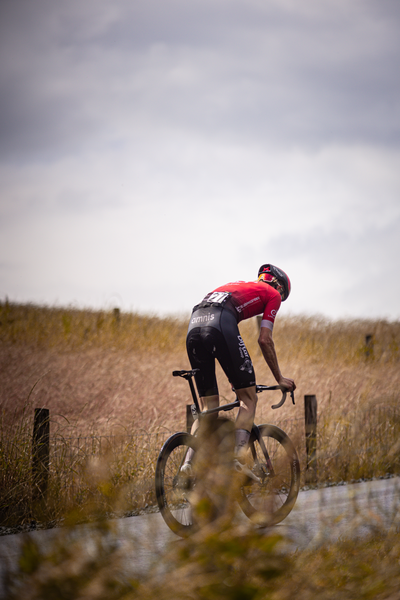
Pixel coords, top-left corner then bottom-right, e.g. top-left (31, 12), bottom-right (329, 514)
top-left (1, 0), bottom-right (399, 164)
top-left (1, 0), bottom-right (399, 319)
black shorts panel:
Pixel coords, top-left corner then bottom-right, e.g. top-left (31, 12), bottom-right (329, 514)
top-left (186, 306), bottom-right (256, 397)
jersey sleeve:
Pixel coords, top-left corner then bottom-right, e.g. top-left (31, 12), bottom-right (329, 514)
top-left (260, 292), bottom-right (281, 331)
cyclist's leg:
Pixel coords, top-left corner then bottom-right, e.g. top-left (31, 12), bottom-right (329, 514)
top-left (187, 327), bottom-right (217, 385)
top-left (235, 386), bottom-right (258, 431)
top-left (185, 328), bottom-right (220, 465)
top-left (188, 394), bottom-right (219, 436)
top-left (186, 326), bottom-right (220, 416)
top-left (235, 386), bottom-right (258, 457)
top-left (217, 310), bottom-right (257, 457)
top-left (199, 394), bottom-right (219, 412)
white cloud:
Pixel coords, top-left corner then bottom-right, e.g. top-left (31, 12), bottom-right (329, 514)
top-left (0, 0), bottom-right (399, 320)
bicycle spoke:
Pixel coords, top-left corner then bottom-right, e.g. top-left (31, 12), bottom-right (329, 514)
top-left (155, 432), bottom-right (197, 537)
top-left (239, 425), bottom-right (300, 526)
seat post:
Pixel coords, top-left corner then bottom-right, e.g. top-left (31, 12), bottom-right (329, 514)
top-left (187, 376), bottom-right (200, 412)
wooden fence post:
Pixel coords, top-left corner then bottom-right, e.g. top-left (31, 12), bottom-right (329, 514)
top-left (304, 395), bottom-right (317, 483)
top-left (365, 334), bottom-right (374, 360)
top-left (186, 405), bottom-right (194, 433)
top-left (113, 307), bottom-right (121, 326)
top-left (32, 408), bottom-right (50, 498)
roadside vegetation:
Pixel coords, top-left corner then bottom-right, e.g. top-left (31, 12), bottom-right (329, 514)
top-left (1, 300), bottom-right (400, 526)
top-left (4, 489), bottom-right (400, 600)
top-left (1, 300), bottom-right (400, 598)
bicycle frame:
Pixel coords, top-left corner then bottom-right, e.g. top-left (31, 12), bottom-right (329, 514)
top-left (156, 370), bottom-right (300, 536)
top-left (173, 368), bottom-right (294, 414)
top-left (172, 369), bottom-right (295, 478)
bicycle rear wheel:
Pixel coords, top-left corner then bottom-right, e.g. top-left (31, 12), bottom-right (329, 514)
top-left (155, 432), bottom-right (198, 537)
top-left (239, 424), bottom-right (300, 526)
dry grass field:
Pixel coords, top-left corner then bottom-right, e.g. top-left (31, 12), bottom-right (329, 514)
top-left (1, 302), bottom-right (399, 435)
top-left (1, 301), bottom-right (400, 522)
top-left (2, 301), bottom-right (400, 599)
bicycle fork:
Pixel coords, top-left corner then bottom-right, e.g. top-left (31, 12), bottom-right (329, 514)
top-left (251, 425), bottom-right (275, 478)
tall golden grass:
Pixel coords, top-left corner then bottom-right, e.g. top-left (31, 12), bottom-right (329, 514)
top-left (2, 301), bottom-right (400, 599)
top-left (1, 300), bottom-right (400, 527)
top-left (0, 300), bottom-right (188, 352)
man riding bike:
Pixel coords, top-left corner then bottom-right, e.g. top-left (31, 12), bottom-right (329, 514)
top-left (183, 264), bottom-right (296, 480)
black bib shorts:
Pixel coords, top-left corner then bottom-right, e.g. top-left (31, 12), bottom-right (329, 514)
top-left (186, 302), bottom-right (256, 397)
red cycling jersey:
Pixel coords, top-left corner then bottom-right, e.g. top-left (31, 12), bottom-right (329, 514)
top-left (203, 280), bottom-right (281, 330)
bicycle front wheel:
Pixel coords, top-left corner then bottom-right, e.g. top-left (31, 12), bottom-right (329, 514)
top-left (239, 424), bottom-right (300, 526)
top-left (155, 432), bottom-right (198, 537)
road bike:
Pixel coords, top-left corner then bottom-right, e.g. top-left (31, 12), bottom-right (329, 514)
top-left (155, 369), bottom-right (300, 537)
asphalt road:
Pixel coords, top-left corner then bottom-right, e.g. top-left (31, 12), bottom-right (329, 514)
top-left (1, 477), bottom-right (399, 597)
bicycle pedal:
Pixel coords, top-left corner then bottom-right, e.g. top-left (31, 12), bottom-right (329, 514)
top-left (233, 459), bottom-right (261, 483)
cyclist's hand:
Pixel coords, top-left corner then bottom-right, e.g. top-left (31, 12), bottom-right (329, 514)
top-left (278, 377), bottom-right (296, 392)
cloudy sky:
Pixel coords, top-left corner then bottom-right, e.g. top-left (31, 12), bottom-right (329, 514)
top-left (1, 0), bottom-right (399, 321)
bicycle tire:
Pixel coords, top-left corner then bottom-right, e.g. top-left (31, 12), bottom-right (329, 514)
top-left (155, 432), bottom-right (198, 537)
top-left (238, 424), bottom-right (300, 526)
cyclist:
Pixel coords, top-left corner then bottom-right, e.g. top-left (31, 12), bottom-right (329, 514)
top-left (183, 264), bottom-right (296, 479)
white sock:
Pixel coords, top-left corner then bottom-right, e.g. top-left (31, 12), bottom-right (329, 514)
top-left (235, 429), bottom-right (251, 458)
top-left (183, 447), bottom-right (195, 466)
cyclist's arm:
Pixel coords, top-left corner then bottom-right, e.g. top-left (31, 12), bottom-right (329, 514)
top-left (258, 327), bottom-right (296, 391)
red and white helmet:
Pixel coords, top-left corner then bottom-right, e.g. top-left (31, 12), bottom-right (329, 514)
top-left (258, 264), bottom-right (291, 301)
